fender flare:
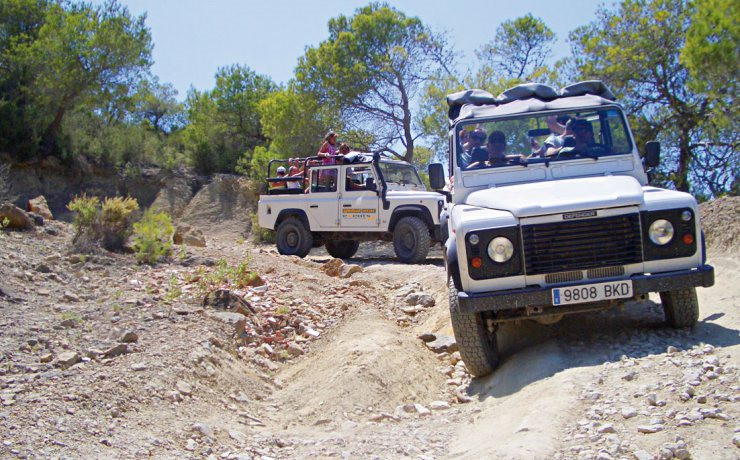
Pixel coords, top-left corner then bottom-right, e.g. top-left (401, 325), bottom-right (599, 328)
top-left (388, 205), bottom-right (435, 232)
top-left (275, 209), bottom-right (311, 231)
top-left (444, 236), bottom-right (463, 291)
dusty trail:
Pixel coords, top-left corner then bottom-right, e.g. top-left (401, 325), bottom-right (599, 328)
top-left (1, 227), bottom-right (737, 459)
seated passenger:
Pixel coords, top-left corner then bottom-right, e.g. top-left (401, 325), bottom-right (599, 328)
top-left (547, 118), bottom-right (604, 156)
top-left (287, 165), bottom-right (303, 189)
top-left (270, 166), bottom-right (288, 189)
top-left (466, 131), bottom-right (509, 168)
top-left (532, 115), bottom-right (570, 157)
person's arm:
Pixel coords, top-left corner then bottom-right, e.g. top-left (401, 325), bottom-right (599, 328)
top-left (546, 115), bottom-right (565, 135)
top-left (317, 142), bottom-right (329, 157)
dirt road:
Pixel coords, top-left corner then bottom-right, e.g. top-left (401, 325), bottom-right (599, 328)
top-left (0, 227), bottom-right (737, 459)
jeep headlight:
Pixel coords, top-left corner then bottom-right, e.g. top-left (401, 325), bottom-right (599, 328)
top-left (648, 219), bottom-right (674, 245)
top-left (487, 237), bottom-right (514, 263)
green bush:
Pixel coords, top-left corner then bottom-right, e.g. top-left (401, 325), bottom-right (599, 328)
top-left (132, 210), bottom-right (174, 264)
top-left (250, 211), bottom-right (275, 244)
top-left (99, 196), bottom-right (139, 250)
top-left (67, 194), bottom-right (100, 234)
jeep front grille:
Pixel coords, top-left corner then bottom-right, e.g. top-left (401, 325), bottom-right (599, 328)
top-left (522, 214), bottom-right (642, 275)
top-left (544, 271), bottom-right (583, 284)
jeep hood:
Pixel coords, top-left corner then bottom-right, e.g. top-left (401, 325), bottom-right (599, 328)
top-left (465, 176), bottom-right (643, 217)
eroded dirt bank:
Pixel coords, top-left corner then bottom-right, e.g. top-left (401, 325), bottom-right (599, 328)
top-left (0, 220), bottom-right (738, 459)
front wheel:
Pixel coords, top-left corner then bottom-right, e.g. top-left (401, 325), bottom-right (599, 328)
top-left (276, 217), bottom-right (313, 258)
top-left (325, 240), bottom-right (360, 259)
top-left (392, 216), bottom-right (430, 263)
top-left (660, 287), bottom-right (699, 328)
top-left (448, 279), bottom-right (499, 377)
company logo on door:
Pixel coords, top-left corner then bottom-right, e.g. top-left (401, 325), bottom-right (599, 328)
top-left (562, 210), bottom-right (597, 220)
top-left (342, 208), bottom-right (377, 219)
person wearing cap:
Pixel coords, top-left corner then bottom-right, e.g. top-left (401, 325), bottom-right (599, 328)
top-left (547, 118), bottom-right (603, 157)
top-left (270, 166), bottom-right (288, 189)
top-left (467, 131), bottom-right (511, 169)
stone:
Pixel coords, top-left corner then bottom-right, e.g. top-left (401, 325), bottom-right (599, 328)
top-left (339, 264), bottom-right (363, 278)
top-left (103, 344), bottom-right (129, 358)
top-left (131, 362), bottom-right (147, 371)
top-left (418, 333), bottom-right (436, 343)
top-left (674, 448), bottom-right (691, 460)
top-left (633, 450), bottom-right (653, 460)
top-left (429, 401), bottom-right (451, 411)
top-left (173, 224), bottom-right (206, 247)
top-left (35, 263), bottom-right (52, 274)
top-left (229, 429), bottom-right (246, 444)
top-left (622, 371), bottom-right (637, 381)
top-left (185, 439), bottom-right (197, 451)
top-left (120, 331), bottom-right (139, 343)
top-left (320, 258), bottom-right (344, 277)
top-left (646, 393), bottom-right (658, 406)
top-left (286, 342), bottom-right (303, 356)
top-left (413, 404), bottom-right (431, 416)
top-left (637, 424), bottom-right (664, 434)
top-left (667, 345), bottom-right (679, 354)
top-left (191, 423), bottom-right (212, 437)
top-left (733, 434), bottom-right (740, 448)
top-left (27, 196), bottom-right (53, 220)
top-left (63, 291), bottom-right (80, 302)
top-left (425, 335), bottom-right (458, 354)
top-left (0, 203), bottom-right (34, 230)
top-left (40, 353), bottom-right (53, 364)
top-left (208, 312), bottom-right (247, 336)
top-left (415, 293), bottom-right (435, 308)
top-left (176, 380), bottom-right (192, 396)
top-left (56, 352), bottom-right (80, 369)
top-left (598, 423), bottom-right (616, 434)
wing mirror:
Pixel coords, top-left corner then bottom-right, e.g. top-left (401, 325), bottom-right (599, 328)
top-left (644, 141), bottom-right (660, 167)
top-left (429, 163), bottom-right (445, 190)
top-left (365, 177), bottom-right (377, 192)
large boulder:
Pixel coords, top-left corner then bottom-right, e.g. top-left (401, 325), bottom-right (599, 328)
top-left (27, 195), bottom-right (53, 220)
top-left (0, 202), bottom-right (34, 230)
top-left (149, 176), bottom-right (194, 220)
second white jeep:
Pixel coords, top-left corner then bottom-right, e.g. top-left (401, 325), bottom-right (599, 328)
top-left (257, 154), bottom-right (444, 263)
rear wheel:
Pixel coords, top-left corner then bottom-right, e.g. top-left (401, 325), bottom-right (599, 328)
top-left (660, 287), bottom-right (699, 328)
top-left (276, 217), bottom-right (313, 258)
top-left (325, 240), bottom-right (360, 259)
top-left (448, 279), bottom-right (499, 377)
top-left (392, 216), bottom-right (430, 263)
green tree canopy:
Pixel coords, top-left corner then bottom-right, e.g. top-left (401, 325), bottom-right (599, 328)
top-left (295, 2), bottom-right (455, 163)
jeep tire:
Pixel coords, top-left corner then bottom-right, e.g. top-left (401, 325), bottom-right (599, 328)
top-left (660, 287), bottom-right (699, 328)
top-left (448, 279), bottom-right (499, 377)
top-left (276, 217), bottom-right (313, 258)
top-left (392, 216), bottom-right (430, 263)
top-left (326, 240), bottom-right (360, 259)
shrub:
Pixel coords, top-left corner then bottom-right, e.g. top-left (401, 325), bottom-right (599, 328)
top-left (132, 210), bottom-right (174, 264)
top-left (67, 194), bottom-right (100, 235)
top-left (250, 211), bottom-right (275, 244)
top-left (99, 197), bottom-right (139, 250)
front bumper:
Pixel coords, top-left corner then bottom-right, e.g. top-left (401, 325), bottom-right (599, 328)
top-left (457, 265), bottom-right (715, 314)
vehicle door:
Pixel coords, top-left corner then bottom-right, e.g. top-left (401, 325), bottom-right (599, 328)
top-left (339, 165), bottom-right (380, 228)
top-left (307, 167), bottom-right (340, 228)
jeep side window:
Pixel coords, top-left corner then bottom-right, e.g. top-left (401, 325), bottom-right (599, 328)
top-left (345, 166), bottom-right (373, 191)
top-left (310, 168), bottom-right (338, 193)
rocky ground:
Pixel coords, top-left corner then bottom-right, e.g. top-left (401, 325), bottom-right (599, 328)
top-left (0, 206), bottom-right (738, 459)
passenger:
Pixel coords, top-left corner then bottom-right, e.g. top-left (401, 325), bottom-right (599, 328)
top-left (338, 143), bottom-right (350, 155)
top-left (532, 115), bottom-right (570, 157)
top-left (459, 128), bottom-right (487, 168)
top-left (318, 131), bottom-right (338, 164)
top-left (467, 131), bottom-right (507, 168)
top-left (548, 118), bottom-right (602, 156)
top-left (270, 166), bottom-right (288, 189)
top-left (287, 165), bottom-right (303, 190)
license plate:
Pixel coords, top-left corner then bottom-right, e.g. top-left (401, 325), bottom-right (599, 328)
top-left (552, 280), bottom-right (633, 306)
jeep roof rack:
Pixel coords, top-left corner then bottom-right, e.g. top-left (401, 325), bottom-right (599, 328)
top-left (446, 80), bottom-right (616, 124)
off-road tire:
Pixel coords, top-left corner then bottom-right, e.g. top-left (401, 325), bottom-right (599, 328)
top-left (392, 216), bottom-right (430, 263)
top-left (276, 217), bottom-right (313, 258)
top-left (660, 287), bottom-right (699, 328)
top-left (448, 279), bottom-right (499, 377)
top-left (326, 240), bottom-right (360, 259)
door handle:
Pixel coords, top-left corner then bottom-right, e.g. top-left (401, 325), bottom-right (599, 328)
top-left (309, 205), bottom-right (318, 208)
top-left (343, 204), bottom-right (352, 207)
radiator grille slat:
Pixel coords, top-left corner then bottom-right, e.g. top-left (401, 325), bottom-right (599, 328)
top-left (523, 214), bottom-right (642, 275)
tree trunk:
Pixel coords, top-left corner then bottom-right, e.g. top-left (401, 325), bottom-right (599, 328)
top-left (41, 105), bottom-right (66, 158)
top-left (675, 131), bottom-right (692, 192)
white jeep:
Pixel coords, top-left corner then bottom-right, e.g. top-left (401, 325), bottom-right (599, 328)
top-left (428, 81), bottom-right (715, 377)
top-left (257, 153), bottom-right (444, 263)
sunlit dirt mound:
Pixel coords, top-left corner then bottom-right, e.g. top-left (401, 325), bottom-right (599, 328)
top-left (699, 195), bottom-right (739, 253)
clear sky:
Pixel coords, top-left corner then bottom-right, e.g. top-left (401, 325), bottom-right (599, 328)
top-left (104, 0), bottom-right (605, 98)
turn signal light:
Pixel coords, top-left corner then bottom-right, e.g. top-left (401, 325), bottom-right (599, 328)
top-left (682, 234), bottom-right (694, 245)
top-left (471, 257), bottom-right (482, 268)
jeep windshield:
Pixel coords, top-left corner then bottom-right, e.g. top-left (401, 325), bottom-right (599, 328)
top-left (379, 162), bottom-right (424, 187)
top-left (455, 107), bottom-right (633, 170)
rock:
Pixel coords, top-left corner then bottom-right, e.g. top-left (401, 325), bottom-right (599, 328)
top-left (416, 293), bottom-right (435, 308)
top-left (27, 196), bottom-right (53, 220)
top-left (637, 424), bottom-right (664, 434)
top-left (633, 450), bottom-right (653, 460)
top-left (622, 371), bottom-right (637, 381)
top-left (191, 423), bottom-right (212, 437)
top-left (733, 434), bottom-right (740, 448)
top-left (63, 291), bottom-right (80, 302)
top-left (120, 331), bottom-right (139, 343)
top-left (320, 258), bottom-right (344, 277)
top-left (35, 263), bottom-right (52, 273)
top-left (39, 353), bottom-right (53, 363)
top-left (176, 380), bottom-right (192, 396)
top-left (103, 344), bottom-right (129, 358)
top-left (667, 345), bottom-right (679, 354)
top-left (130, 362), bottom-right (147, 371)
top-left (674, 448), bottom-right (691, 459)
top-left (598, 423), bottom-right (616, 434)
top-left (185, 439), bottom-right (197, 451)
top-left (429, 401), bottom-right (451, 411)
top-left (229, 429), bottom-right (247, 444)
top-left (56, 352), bottom-right (80, 368)
top-left (622, 407), bottom-right (637, 419)
top-left (646, 393), bottom-right (658, 406)
top-left (208, 311), bottom-right (247, 337)
top-left (418, 333), bottom-right (436, 343)
top-left (27, 212), bottom-right (44, 226)
top-left (0, 203), bottom-right (34, 230)
top-left (173, 224), bottom-right (206, 247)
top-left (413, 404), bottom-right (431, 416)
top-left (286, 342), bottom-right (304, 356)
top-left (339, 264), bottom-right (363, 278)
top-left (425, 335), bottom-right (458, 354)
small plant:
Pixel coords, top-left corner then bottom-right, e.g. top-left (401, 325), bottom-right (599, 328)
top-left (275, 305), bottom-right (291, 315)
top-left (132, 210), bottom-right (174, 264)
top-left (250, 212), bottom-right (275, 244)
top-left (67, 194), bottom-right (100, 234)
top-left (99, 196), bottom-right (139, 250)
top-left (233, 259), bottom-right (258, 288)
top-left (164, 275), bottom-right (182, 303)
top-left (1, 217), bottom-right (9, 229)
top-left (236, 236), bottom-right (245, 245)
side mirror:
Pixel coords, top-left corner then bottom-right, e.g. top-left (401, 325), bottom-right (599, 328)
top-left (644, 141), bottom-right (660, 167)
top-left (429, 163), bottom-right (445, 190)
top-left (365, 177), bottom-right (377, 192)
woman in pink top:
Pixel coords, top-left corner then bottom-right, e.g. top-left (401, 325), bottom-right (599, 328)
top-left (318, 131), bottom-right (337, 164)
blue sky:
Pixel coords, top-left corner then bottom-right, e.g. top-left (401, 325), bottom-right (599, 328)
top-left (104, 0), bottom-right (605, 98)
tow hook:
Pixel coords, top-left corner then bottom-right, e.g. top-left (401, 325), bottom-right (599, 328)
top-left (526, 306), bottom-right (543, 316)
